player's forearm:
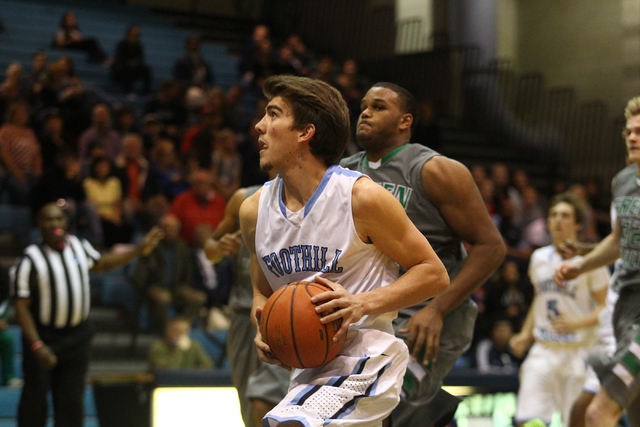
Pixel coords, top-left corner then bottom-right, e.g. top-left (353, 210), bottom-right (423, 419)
top-left (575, 233), bottom-right (619, 274)
top-left (427, 238), bottom-right (506, 316)
top-left (520, 302), bottom-right (536, 338)
top-left (251, 292), bottom-right (268, 329)
top-left (574, 306), bottom-right (604, 330)
top-left (359, 261), bottom-right (449, 316)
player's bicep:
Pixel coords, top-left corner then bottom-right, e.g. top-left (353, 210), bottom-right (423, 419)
top-left (353, 178), bottom-right (440, 270)
top-left (423, 157), bottom-right (499, 245)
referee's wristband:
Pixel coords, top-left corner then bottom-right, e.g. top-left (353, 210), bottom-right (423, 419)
top-left (31, 340), bottom-right (44, 352)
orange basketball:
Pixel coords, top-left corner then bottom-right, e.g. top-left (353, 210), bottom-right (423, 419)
top-left (259, 281), bottom-right (346, 369)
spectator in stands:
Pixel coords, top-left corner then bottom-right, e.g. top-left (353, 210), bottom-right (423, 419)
top-left (248, 37), bottom-right (274, 89)
top-left (28, 51), bottom-right (48, 99)
top-left (285, 33), bottom-right (310, 76)
top-left (1, 62), bottom-right (29, 101)
top-left (78, 103), bottom-right (121, 161)
top-left (52, 11), bottom-right (110, 66)
top-left (142, 138), bottom-right (189, 204)
top-left (11, 203), bottom-right (162, 427)
top-left (173, 36), bottom-right (214, 89)
top-left (411, 99), bottom-right (441, 151)
top-left (144, 80), bottom-right (187, 138)
top-left (133, 214), bottom-right (206, 333)
top-left (224, 85), bottom-right (244, 132)
top-left (568, 183), bottom-right (599, 243)
top-left (310, 56), bottom-right (336, 85)
top-left (148, 317), bottom-right (213, 370)
top-left (0, 63), bottom-right (27, 123)
top-left (38, 109), bottom-right (75, 171)
top-left (470, 164), bottom-right (488, 188)
top-left (113, 104), bottom-right (139, 135)
top-left (0, 265), bottom-right (22, 387)
top-left (211, 127), bottom-right (241, 201)
top-left (83, 156), bottom-right (132, 247)
top-left (238, 115), bottom-right (269, 187)
top-left (30, 148), bottom-right (102, 245)
top-left (336, 58), bottom-right (367, 125)
top-left (111, 25), bottom-right (152, 95)
top-left (239, 24), bottom-right (269, 82)
top-left (474, 318), bottom-right (522, 374)
top-left (272, 45), bottom-right (299, 76)
top-left (141, 113), bottom-right (164, 155)
top-left (483, 260), bottom-right (533, 332)
top-left (169, 169), bottom-right (226, 244)
top-left (115, 134), bottom-right (148, 226)
top-left (182, 105), bottom-right (220, 169)
top-left (0, 100), bottom-right (42, 205)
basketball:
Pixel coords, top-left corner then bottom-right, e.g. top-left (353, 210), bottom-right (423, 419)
top-left (259, 281), bottom-right (347, 369)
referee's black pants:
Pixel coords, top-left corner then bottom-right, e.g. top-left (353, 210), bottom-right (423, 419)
top-left (18, 323), bottom-right (92, 427)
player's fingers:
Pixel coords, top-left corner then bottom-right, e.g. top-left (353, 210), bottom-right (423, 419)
top-left (332, 320), bottom-right (350, 342)
top-left (410, 332), bottom-right (425, 362)
top-left (424, 331), bottom-right (439, 365)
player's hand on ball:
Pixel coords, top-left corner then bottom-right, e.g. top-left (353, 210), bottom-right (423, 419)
top-left (254, 307), bottom-right (290, 370)
top-left (311, 276), bottom-right (365, 343)
top-left (399, 305), bottom-right (443, 365)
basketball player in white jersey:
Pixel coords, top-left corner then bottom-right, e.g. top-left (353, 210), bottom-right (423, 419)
top-left (239, 75), bottom-right (449, 427)
top-left (510, 192), bottom-right (609, 426)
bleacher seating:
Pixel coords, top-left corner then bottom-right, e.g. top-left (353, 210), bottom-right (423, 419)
top-left (0, 0), bottom-right (239, 94)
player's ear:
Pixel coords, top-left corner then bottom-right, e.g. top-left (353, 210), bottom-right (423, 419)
top-left (298, 124), bottom-right (316, 143)
top-left (399, 113), bottom-right (413, 131)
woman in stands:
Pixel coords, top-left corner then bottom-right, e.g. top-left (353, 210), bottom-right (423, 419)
top-left (0, 100), bottom-right (42, 205)
top-left (53, 11), bottom-right (110, 66)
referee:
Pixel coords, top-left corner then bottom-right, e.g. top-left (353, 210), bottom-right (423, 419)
top-left (10, 203), bottom-right (163, 427)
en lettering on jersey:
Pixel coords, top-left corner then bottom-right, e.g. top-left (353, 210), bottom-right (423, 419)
top-left (255, 165), bottom-right (399, 334)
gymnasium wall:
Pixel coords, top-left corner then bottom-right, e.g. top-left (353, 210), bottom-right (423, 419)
top-left (513, 0), bottom-right (639, 117)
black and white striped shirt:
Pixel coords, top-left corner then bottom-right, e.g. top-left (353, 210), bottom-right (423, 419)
top-left (10, 234), bottom-right (101, 328)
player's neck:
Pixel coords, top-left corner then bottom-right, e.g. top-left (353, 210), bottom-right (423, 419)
top-left (365, 138), bottom-right (409, 163)
top-left (279, 156), bottom-right (328, 212)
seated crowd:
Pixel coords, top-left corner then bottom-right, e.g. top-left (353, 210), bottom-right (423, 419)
top-left (0, 12), bottom-right (614, 374)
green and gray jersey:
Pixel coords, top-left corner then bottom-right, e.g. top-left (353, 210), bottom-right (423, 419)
top-left (341, 144), bottom-right (466, 313)
top-left (612, 164), bottom-right (640, 291)
top-left (228, 185), bottom-right (261, 311)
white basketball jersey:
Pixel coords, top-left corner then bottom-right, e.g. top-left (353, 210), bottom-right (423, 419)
top-left (255, 165), bottom-right (399, 334)
top-left (529, 245), bottom-right (610, 345)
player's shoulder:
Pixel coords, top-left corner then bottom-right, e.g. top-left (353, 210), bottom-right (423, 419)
top-left (612, 164), bottom-right (636, 189)
top-left (239, 186), bottom-right (262, 221)
top-left (530, 245), bottom-right (555, 264)
top-left (339, 151), bottom-right (366, 169)
top-left (351, 174), bottom-right (393, 210)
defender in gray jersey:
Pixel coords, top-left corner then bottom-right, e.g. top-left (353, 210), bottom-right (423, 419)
top-left (555, 96), bottom-right (640, 427)
top-left (205, 184), bottom-right (289, 427)
top-left (341, 83), bottom-right (505, 427)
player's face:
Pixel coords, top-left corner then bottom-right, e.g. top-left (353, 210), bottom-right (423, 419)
top-left (624, 114), bottom-right (640, 164)
top-left (356, 87), bottom-right (404, 154)
top-left (547, 202), bottom-right (580, 244)
top-left (255, 96), bottom-right (298, 172)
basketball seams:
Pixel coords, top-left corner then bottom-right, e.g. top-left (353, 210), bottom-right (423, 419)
top-left (304, 282), bottom-right (331, 366)
top-left (290, 284), bottom-right (305, 368)
top-left (261, 284), bottom-right (289, 364)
